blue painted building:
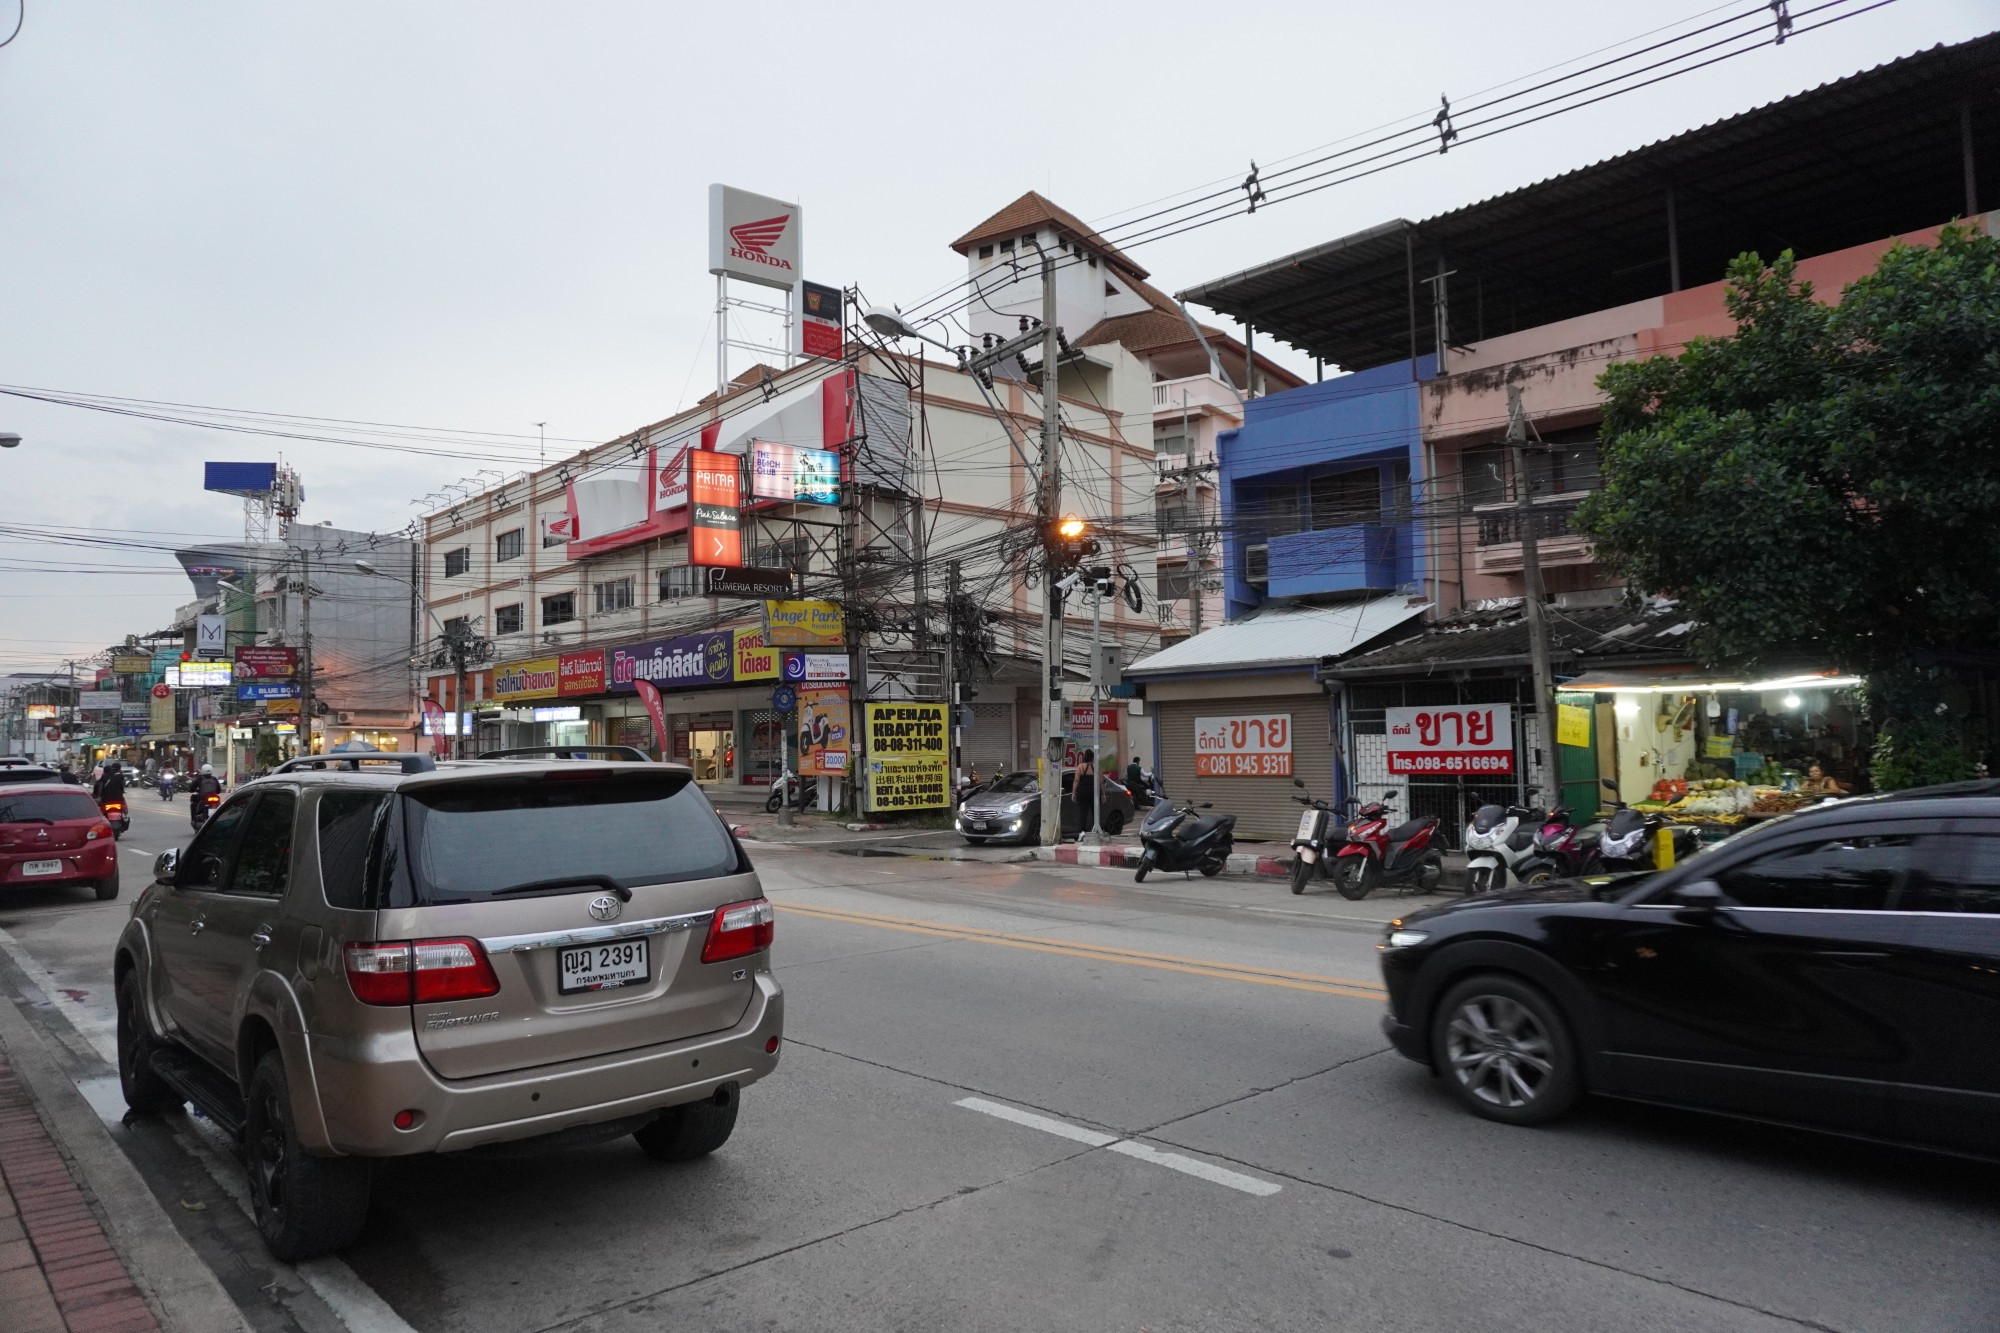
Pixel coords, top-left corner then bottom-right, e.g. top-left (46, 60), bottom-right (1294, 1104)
top-left (1218, 355), bottom-right (1435, 620)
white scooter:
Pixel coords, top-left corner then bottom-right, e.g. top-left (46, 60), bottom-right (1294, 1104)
top-left (1461, 787), bottom-right (1545, 894)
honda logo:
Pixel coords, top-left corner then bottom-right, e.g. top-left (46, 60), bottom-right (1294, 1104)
top-left (728, 214), bottom-right (794, 272)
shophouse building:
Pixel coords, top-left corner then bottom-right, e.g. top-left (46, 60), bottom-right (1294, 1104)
top-left (1132, 33), bottom-right (1998, 831)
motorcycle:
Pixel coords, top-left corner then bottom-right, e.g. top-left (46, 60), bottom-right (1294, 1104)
top-left (765, 766), bottom-right (819, 813)
top-left (1511, 801), bottom-right (1596, 884)
top-left (1596, 779), bottom-right (1700, 873)
top-left (98, 797), bottom-right (129, 840)
top-left (1332, 790), bottom-right (1444, 900)
top-left (1288, 778), bottom-right (1356, 895)
top-left (1133, 796), bottom-right (1235, 882)
top-left (1462, 788), bottom-right (1546, 894)
top-left (190, 789), bottom-right (221, 831)
top-left (158, 774), bottom-right (176, 800)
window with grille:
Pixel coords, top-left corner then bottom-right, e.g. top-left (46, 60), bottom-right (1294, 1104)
top-left (1155, 500), bottom-right (1191, 535)
top-left (1156, 566), bottom-right (1193, 602)
top-left (442, 616), bottom-right (472, 643)
top-left (444, 547), bottom-right (470, 578)
top-left (493, 604), bottom-right (522, 635)
top-left (1309, 469), bottom-right (1381, 529)
top-left (541, 593), bottom-right (575, 626)
top-left (496, 529), bottom-right (523, 562)
top-left (592, 578), bottom-right (634, 614)
top-left (750, 537), bottom-right (810, 571)
top-left (1156, 429), bottom-right (1189, 456)
top-left (1260, 486), bottom-right (1301, 538)
top-left (659, 566), bottom-right (701, 600)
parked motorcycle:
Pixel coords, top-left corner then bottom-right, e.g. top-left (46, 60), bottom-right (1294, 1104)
top-left (1133, 796), bottom-right (1235, 882)
top-left (98, 797), bottom-right (129, 840)
top-left (1462, 789), bottom-right (1546, 893)
top-left (1511, 801), bottom-right (1596, 883)
top-left (190, 789), bottom-right (221, 831)
top-left (1332, 791), bottom-right (1443, 900)
top-left (765, 766), bottom-right (819, 813)
top-left (1596, 779), bottom-right (1700, 873)
top-left (1287, 778), bottom-right (1355, 895)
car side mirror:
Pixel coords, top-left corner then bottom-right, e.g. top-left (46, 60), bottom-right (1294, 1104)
top-left (1601, 778), bottom-right (1619, 793)
top-left (152, 848), bottom-right (179, 885)
top-left (1675, 880), bottom-right (1725, 913)
top-left (1200, 802), bottom-right (1213, 809)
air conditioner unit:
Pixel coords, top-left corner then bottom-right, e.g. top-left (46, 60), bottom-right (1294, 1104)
top-left (1245, 544), bottom-right (1269, 584)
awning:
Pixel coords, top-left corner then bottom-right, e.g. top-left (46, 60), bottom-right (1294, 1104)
top-left (1126, 596), bottom-right (1429, 677)
top-left (1564, 668), bottom-right (1862, 693)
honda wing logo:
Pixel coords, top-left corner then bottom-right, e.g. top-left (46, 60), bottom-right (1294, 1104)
top-left (728, 214), bottom-right (794, 272)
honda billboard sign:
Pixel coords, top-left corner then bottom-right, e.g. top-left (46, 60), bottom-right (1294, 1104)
top-left (708, 184), bottom-right (800, 291)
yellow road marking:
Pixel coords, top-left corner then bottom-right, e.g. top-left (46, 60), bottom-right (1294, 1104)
top-left (776, 901), bottom-right (1386, 1000)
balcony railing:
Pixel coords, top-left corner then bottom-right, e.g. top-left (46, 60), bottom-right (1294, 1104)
top-left (1152, 374), bottom-right (1243, 415)
top-left (1476, 501), bottom-right (1580, 546)
top-left (1470, 493), bottom-right (1597, 573)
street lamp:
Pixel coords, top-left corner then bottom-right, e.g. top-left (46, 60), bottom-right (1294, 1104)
top-left (861, 307), bottom-right (961, 356)
top-left (0, 433), bottom-right (21, 449)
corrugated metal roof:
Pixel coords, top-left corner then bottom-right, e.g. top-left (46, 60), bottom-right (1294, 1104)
top-left (1330, 602), bottom-right (1698, 677)
top-left (1125, 596), bottom-right (1429, 677)
top-left (1181, 33), bottom-right (2000, 370)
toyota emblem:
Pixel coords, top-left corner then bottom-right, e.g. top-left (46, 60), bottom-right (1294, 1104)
top-left (587, 895), bottom-right (622, 922)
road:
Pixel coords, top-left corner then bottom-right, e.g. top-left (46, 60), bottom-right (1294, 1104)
top-left (2, 792), bottom-right (1996, 1332)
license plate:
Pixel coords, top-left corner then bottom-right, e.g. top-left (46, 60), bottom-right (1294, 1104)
top-left (558, 939), bottom-right (648, 994)
top-left (1297, 810), bottom-right (1319, 841)
top-left (970, 820), bottom-right (989, 831)
top-left (22, 860), bottom-right (61, 877)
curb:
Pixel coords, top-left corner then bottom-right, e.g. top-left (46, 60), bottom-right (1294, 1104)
top-left (1028, 844), bottom-right (1294, 877)
top-left (0, 987), bottom-right (252, 1333)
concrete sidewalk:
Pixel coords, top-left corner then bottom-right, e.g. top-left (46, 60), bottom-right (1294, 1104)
top-left (0, 997), bottom-right (248, 1333)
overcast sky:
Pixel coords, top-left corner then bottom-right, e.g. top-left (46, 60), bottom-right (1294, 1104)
top-left (0, 0), bottom-right (1990, 672)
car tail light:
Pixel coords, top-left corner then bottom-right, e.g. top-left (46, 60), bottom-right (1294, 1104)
top-left (701, 898), bottom-right (775, 964)
top-left (344, 937), bottom-right (500, 1006)
top-left (86, 824), bottom-right (112, 841)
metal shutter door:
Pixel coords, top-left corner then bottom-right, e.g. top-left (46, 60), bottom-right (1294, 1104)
top-left (964, 702), bottom-right (1015, 777)
top-left (1154, 695), bottom-right (1332, 841)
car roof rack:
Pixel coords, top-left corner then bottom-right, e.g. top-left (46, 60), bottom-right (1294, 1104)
top-left (473, 745), bottom-right (653, 762)
top-left (271, 754), bottom-right (439, 775)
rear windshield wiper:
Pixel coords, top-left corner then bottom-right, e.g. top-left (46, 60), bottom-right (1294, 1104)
top-left (480, 875), bottom-right (632, 902)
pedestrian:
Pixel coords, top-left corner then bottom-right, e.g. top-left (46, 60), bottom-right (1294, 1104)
top-left (1076, 748), bottom-right (1096, 834)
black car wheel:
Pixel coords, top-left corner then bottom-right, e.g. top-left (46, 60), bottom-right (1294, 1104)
top-left (94, 875), bottom-right (119, 901)
top-left (635, 1084), bottom-right (739, 1161)
top-left (1289, 855), bottom-right (1314, 895)
top-left (1102, 808), bottom-right (1126, 836)
top-left (1430, 974), bottom-right (1580, 1126)
top-left (244, 1050), bottom-right (371, 1261)
top-left (116, 972), bottom-right (180, 1116)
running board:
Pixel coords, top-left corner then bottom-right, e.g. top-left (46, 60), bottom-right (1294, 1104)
top-left (148, 1047), bottom-right (247, 1139)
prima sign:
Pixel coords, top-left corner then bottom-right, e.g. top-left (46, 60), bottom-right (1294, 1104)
top-left (708, 184), bottom-right (802, 292)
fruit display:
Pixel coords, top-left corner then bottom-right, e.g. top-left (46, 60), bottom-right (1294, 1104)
top-left (1632, 778), bottom-right (1756, 819)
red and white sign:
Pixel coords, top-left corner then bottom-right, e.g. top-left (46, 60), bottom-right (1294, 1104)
top-left (688, 448), bottom-right (742, 567)
top-left (708, 184), bottom-right (801, 292)
top-left (151, 683), bottom-right (172, 700)
top-left (540, 510), bottom-right (576, 543)
top-left (654, 444), bottom-right (691, 512)
top-left (1384, 705), bottom-right (1515, 775)
top-left (1068, 705), bottom-right (1120, 733)
top-left (1193, 714), bottom-right (1292, 778)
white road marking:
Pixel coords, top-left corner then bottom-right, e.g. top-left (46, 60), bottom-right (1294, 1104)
top-left (955, 1096), bottom-right (1280, 1197)
top-left (0, 921), bottom-right (420, 1333)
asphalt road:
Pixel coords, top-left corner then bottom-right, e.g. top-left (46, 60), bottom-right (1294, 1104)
top-left (2, 793), bottom-right (1996, 1332)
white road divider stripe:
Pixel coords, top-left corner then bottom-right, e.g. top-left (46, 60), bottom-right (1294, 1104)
top-left (955, 1097), bottom-right (1280, 1197)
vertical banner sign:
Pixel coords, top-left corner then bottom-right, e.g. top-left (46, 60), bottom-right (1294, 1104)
top-left (196, 614), bottom-right (227, 659)
top-left (863, 702), bottom-right (949, 812)
top-left (633, 679), bottom-right (670, 760)
top-left (800, 281), bottom-right (843, 359)
top-left (1383, 705), bottom-right (1515, 774)
top-left (1193, 714), bottom-right (1294, 777)
top-left (1556, 702), bottom-right (1591, 749)
top-left (688, 449), bottom-right (742, 567)
top-left (797, 686), bottom-right (851, 777)
top-left (420, 699), bottom-right (448, 756)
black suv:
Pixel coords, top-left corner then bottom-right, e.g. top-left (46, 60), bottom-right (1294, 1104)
top-left (1378, 791), bottom-right (2000, 1159)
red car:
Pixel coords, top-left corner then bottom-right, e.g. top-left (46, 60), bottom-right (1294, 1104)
top-left (0, 783), bottom-right (119, 899)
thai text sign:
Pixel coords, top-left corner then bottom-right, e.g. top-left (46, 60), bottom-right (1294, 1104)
top-left (863, 702), bottom-right (948, 812)
top-left (233, 646), bottom-right (299, 680)
top-left (732, 628), bottom-right (778, 682)
top-left (113, 655), bottom-right (153, 674)
top-left (1193, 714), bottom-right (1293, 777)
top-left (78, 691), bottom-right (122, 711)
top-left (764, 599), bottom-right (844, 646)
top-left (609, 631), bottom-right (735, 693)
top-left (558, 649), bottom-right (606, 697)
top-left (493, 656), bottom-right (560, 702)
top-left (1384, 705), bottom-right (1515, 774)
top-left (168, 661), bottom-right (233, 688)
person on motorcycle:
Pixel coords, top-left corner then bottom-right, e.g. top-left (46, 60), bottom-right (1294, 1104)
top-left (93, 763), bottom-right (126, 808)
top-left (1124, 755), bottom-right (1147, 800)
top-left (190, 764), bottom-right (223, 824)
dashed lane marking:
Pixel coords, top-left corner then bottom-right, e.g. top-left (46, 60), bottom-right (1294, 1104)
top-left (776, 901), bottom-right (1386, 999)
top-left (956, 1097), bottom-right (1280, 1197)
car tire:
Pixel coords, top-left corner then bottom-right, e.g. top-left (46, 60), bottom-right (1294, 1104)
top-left (1289, 856), bottom-right (1313, 895)
top-left (94, 875), bottom-right (120, 901)
top-left (1334, 857), bottom-right (1372, 900)
top-left (1429, 974), bottom-right (1581, 1127)
top-left (635, 1084), bottom-right (739, 1162)
top-left (1102, 809), bottom-right (1126, 836)
top-left (116, 972), bottom-right (180, 1116)
top-left (244, 1050), bottom-right (371, 1262)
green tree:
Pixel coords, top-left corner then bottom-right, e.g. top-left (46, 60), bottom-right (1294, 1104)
top-left (1577, 226), bottom-right (2000, 786)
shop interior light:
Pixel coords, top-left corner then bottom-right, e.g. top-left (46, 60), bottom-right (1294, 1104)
top-left (1782, 693), bottom-right (1803, 710)
top-left (1613, 698), bottom-right (1641, 718)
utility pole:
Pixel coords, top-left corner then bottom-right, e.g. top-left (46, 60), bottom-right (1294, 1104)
top-left (1037, 251), bottom-right (1064, 846)
top-left (297, 549), bottom-right (316, 759)
top-left (942, 558), bottom-right (962, 796)
top-left (448, 628), bottom-right (471, 761)
top-left (1083, 572), bottom-right (1106, 844)
top-left (1507, 384), bottom-right (1557, 793)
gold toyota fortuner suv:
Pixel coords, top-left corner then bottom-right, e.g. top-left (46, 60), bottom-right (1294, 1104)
top-left (112, 749), bottom-right (783, 1260)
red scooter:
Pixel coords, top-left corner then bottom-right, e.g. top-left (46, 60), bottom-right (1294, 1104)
top-left (1331, 791), bottom-right (1444, 900)
top-left (98, 798), bottom-right (128, 840)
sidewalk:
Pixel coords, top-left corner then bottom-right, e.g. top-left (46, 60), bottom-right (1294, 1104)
top-left (0, 1051), bottom-right (159, 1333)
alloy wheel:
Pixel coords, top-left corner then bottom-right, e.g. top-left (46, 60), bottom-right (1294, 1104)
top-left (1444, 994), bottom-right (1555, 1109)
top-left (249, 1081), bottom-right (290, 1227)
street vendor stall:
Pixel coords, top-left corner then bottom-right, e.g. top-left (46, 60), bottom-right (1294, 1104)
top-left (1563, 668), bottom-right (1867, 840)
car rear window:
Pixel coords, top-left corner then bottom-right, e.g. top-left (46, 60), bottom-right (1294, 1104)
top-left (0, 791), bottom-right (102, 822)
top-left (399, 773), bottom-right (739, 903)
top-left (0, 769), bottom-right (60, 785)
top-left (317, 789), bottom-right (389, 909)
